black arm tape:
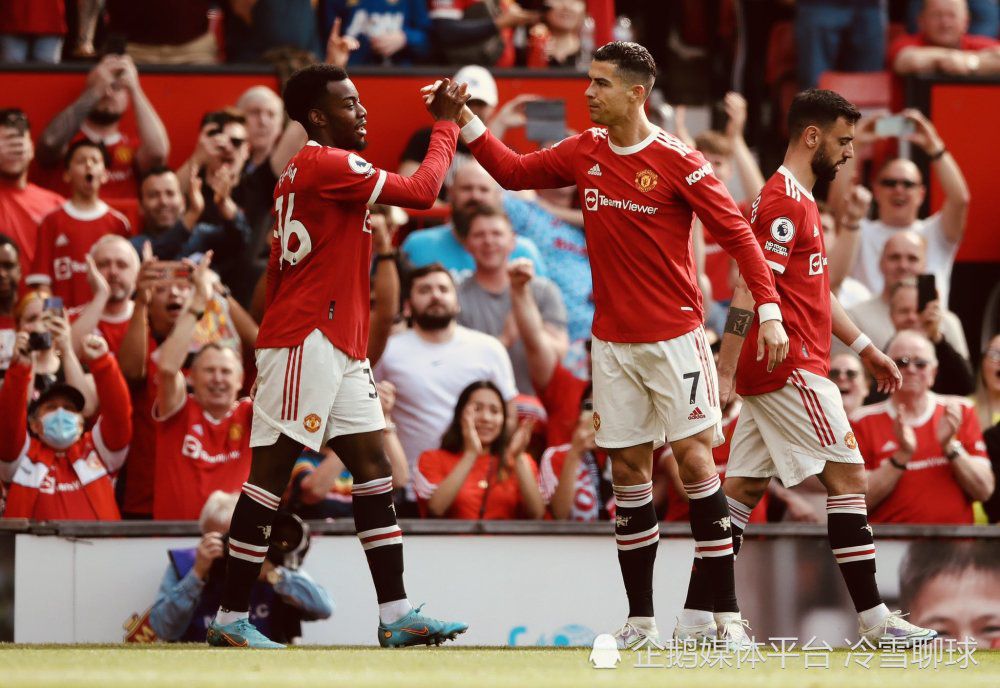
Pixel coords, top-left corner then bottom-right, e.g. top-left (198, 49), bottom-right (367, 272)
top-left (724, 307), bottom-right (754, 337)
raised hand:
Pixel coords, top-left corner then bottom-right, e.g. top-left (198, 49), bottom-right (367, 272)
top-left (504, 417), bottom-right (536, 468)
top-left (841, 185), bottom-right (872, 226)
top-left (326, 17), bottom-right (360, 67)
top-left (84, 253), bottom-right (110, 300)
top-left (723, 92), bottom-right (748, 139)
top-left (371, 30), bottom-right (407, 59)
top-left (426, 79), bottom-right (472, 123)
top-left (81, 333), bottom-right (110, 361)
top-left (892, 412), bottom-right (916, 461)
top-left (902, 108), bottom-right (944, 155)
top-left (461, 406), bottom-right (484, 457)
top-left (12, 331), bottom-right (32, 367)
top-left (189, 251), bottom-right (215, 306)
top-left (44, 311), bottom-right (73, 354)
top-left (507, 257), bottom-right (535, 291)
top-left (377, 380), bottom-right (396, 417)
top-left (936, 400), bottom-right (962, 448)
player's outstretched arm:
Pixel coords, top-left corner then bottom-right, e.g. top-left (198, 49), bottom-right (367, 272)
top-left (830, 291), bottom-right (901, 395)
top-left (719, 274), bottom-right (788, 391)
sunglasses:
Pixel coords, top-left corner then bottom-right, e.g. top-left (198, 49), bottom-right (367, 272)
top-left (829, 368), bottom-right (860, 380)
top-left (894, 356), bottom-right (931, 370)
top-left (879, 178), bottom-right (920, 190)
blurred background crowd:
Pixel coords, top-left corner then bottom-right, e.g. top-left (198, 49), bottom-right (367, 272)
top-left (0, 0), bottom-right (998, 533)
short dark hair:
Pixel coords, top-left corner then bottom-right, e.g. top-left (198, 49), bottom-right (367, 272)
top-left (900, 540), bottom-right (1000, 609)
top-left (0, 232), bottom-right (20, 258)
top-left (465, 204), bottom-right (512, 232)
top-left (592, 41), bottom-right (657, 91)
top-left (200, 107), bottom-right (246, 129)
top-left (282, 64), bottom-right (349, 130)
top-left (138, 164), bottom-right (175, 186)
top-left (0, 108), bottom-right (29, 134)
top-left (787, 88), bottom-right (861, 139)
top-left (439, 380), bottom-right (510, 460)
top-left (64, 138), bottom-right (111, 170)
top-left (403, 262), bottom-right (453, 300)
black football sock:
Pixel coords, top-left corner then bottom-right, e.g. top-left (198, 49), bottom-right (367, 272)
top-left (685, 474), bottom-right (738, 614)
top-left (353, 476), bottom-right (407, 607)
top-left (613, 481), bottom-right (659, 619)
top-left (682, 494), bottom-right (749, 615)
top-left (827, 494), bottom-right (883, 614)
top-left (219, 482), bottom-right (281, 615)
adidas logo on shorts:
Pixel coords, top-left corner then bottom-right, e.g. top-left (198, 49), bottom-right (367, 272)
top-left (688, 406), bottom-right (706, 421)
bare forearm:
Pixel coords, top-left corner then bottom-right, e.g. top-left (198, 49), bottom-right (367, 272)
top-left (225, 296), bottom-right (258, 351)
top-left (830, 291), bottom-right (862, 346)
top-left (384, 431), bottom-right (409, 489)
top-left (933, 154), bottom-right (970, 243)
top-left (158, 309), bottom-right (200, 377)
top-left (38, 91), bottom-right (101, 165)
top-left (510, 287), bottom-right (556, 391)
top-left (865, 464), bottom-right (902, 509)
top-left (894, 47), bottom-right (955, 74)
top-left (118, 304), bottom-right (149, 382)
top-left (426, 454), bottom-right (477, 517)
top-left (535, 197), bottom-right (584, 228)
top-left (549, 451), bottom-right (582, 520)
top-left (77, 0), bottom-right (105, 47)
top-left (130, 85), bottom-right (170, 171)
top-left (730, 136), bottom-right (765, 199)
top-left (300, 454), bottom-right (344, 504)
top-left (515, 459), bottom-right (545, 519)
top-left (70, 296), bottom-right (109, 357)
top-left (951, 455), bottom-right (995, 502)
top-left (367, 261), bottom-right (399, 367)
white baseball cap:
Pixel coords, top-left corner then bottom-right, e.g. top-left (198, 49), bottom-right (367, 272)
top-left (452, 65), bottom-right (498, 107)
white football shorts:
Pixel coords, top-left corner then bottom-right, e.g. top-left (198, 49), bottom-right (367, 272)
top-left (726, 368), bottom-right (863, 487)
top-left (250, 328), bottom-right (385, 452)
top-left (591, 327), bottom-right (723, 450)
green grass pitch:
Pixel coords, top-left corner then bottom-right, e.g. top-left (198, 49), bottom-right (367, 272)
top-left (0, 646), bottom-right (997, 687)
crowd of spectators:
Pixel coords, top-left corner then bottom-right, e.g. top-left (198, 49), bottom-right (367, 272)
top-left (0, 1), bottom-right (997, 529)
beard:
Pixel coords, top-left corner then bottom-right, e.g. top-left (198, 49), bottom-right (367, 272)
top-left (811, 147), bottom-right (840, 184)
top-left (88, 109), bottom-right (123, 126)
top-left (412, 309), bottom-right (455, 331)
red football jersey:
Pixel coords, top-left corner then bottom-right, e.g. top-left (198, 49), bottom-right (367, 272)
top-left (538, 445), bottom-right (610, 522)
top-left (464, 123), bottom-right (779, 343)
top-left (258, 122), bottom-right (459, 357)
top-left (414, 448), bottom-right (539, 520)
top-left (0, 182), bottom-right (64, 276)
top-left (29, 201), bottom-right (131, 309)
top-left (850, 396), bottom-right (988, 524)
top-left (737, 167), bottom-right (829, 396)
top-left (152, 395), bottom-right (254, 520)
top-left (97, 305), bottom-right (133, 355)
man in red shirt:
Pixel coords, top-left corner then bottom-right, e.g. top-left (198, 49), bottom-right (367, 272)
top-left (679, 89), bottom-right (936, 648)
top-left (152, 255), bottom-right (252, 520)
top-left (69, 234), bottom-right (138, 356)
top-left (851, 329), bottom-right (993, 524)
top-left (0, 332), bottom-right (130, 520)
top-left (28, 139), bottom-right (131, 309)
top-left (210, 65), bottom-right (471, 649)
top-left (0, 109), bottom-right (63, 275)
top-left (0, 234), bottom-right (21, 374)
top-left (889, 0), bottom-right (1000, 77)
top-left (451, 41), bottom-right (788, 649)
top-left (36, 54), bottom-right (170, 200)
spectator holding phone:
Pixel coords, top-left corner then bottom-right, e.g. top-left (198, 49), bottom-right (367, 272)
top-left (14, 289), bottom-right (98, 415)
top-left (0, 109), bottom-right (64, 277)
top-left (0, 234), bottom-right (22, 375)
top-left (0, 332), bottom-right (130, 520)
top-left (851, 329), bottom-right (994, 524)
top-left (414, 380), bottom-right (543, 519)
top-left (69, 235), bottom-right (139, 357)
top-left (151, 253), bottom-right (253, 520)
top-left (27, 139), bottom-right (131, 311)
top-left (829, 110), bottom-right (969, 308)
top-left (36, 54), bottom-right (170, 199)
top-left (844, 231), bottom-right (969, 362)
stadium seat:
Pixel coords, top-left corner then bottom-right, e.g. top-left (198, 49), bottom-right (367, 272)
top-left (817, 71), bottom-right (892, 111)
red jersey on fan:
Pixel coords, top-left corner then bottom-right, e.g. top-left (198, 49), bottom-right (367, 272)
top-left (152, 395), bottom-right (254, 520)
top-left (538, 445), bottom-right (610, 522)
top-left (737, 167), bottom-right (828, 397)
top-left (463, 122), bottom-right (779, 343)
top-left (29, 200), bottom-right (131, 309)
top-left (0, 0), bottom-right (66, 34)
top-left (68, 302), bottom-right (134, 355)
top-left (258, 121), bottom-right (459, 357)
top-left (850, 396), bottom-right (988, 524)
top-left (537, 362), bottom-right (589, 447)
top-left (0, 182), bottom-right (64, 275)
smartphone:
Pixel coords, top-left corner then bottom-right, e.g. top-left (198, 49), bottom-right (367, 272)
top-left (43, 296), bottom-right (64, 317)
top-left (875, 115), bottom-right (915, 138)
top-left (525, 99), bottom-right (567, 144)
top-left (157, 261), bottom-right (192, 281)
top-left (917, 274), bottom-right (937, 312)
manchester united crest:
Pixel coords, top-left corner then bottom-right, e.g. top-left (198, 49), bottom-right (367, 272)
top-left (304, 413), bottom-right (321, 433)
top-left (593, 412), bottom-right (601, 431)
top-left (228, 424), bottom-right (243, 443)
top-left (634, 168), bottom-right (658, 193)
top-left (844, 431), bottom-right (857, 449)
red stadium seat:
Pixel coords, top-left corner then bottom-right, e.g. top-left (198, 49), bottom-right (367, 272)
top-left (817, 71), bottom-right (892, 110)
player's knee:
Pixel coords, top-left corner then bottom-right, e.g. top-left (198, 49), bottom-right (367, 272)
top-left (609, 450), bottom-right (652, 485)
top-left (821, 463), bottom-right (868, 496)
top-left (725, 477), bottom-right (767, 507)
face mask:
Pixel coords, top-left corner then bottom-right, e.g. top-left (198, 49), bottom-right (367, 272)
top-left (41, 408), bottom-right (82, 450)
